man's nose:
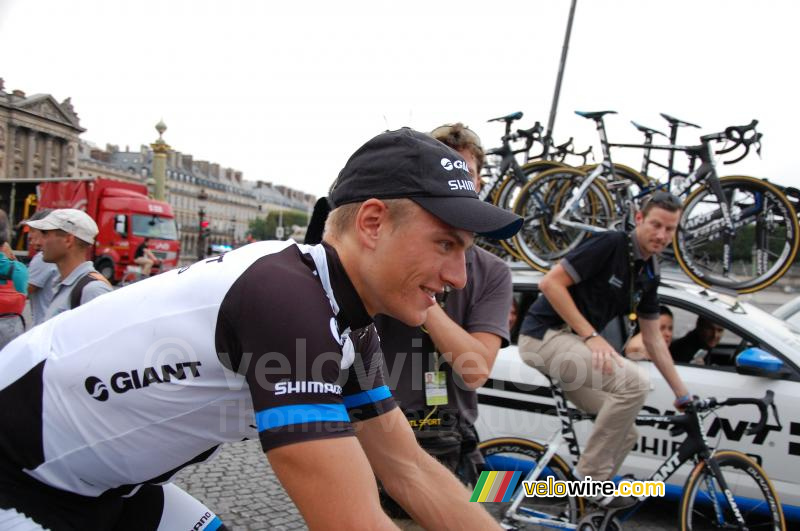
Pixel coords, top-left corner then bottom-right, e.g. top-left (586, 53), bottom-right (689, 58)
top-left (442, 252), bottom-right (467, 290)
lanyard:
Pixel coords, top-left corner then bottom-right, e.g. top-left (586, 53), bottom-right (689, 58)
top-left (627, 234), bottom-right (653, 332)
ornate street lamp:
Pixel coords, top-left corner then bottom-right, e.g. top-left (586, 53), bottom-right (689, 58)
top-left (198, 188), bottom-right (209, 260)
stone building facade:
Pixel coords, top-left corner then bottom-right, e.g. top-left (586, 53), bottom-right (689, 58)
top-left (0, 79), bottom-right (315, 262)
top-left (0, 80), bottom-right (83, 181)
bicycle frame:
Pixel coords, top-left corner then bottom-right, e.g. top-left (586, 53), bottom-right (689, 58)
top-left (550, 125), bottom-right (742, 274)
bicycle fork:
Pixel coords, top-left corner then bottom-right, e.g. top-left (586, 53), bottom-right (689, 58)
top-left (550, 165), bottom-right (608, 233)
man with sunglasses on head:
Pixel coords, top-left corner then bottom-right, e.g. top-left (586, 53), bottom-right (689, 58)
top-left (517, 191), bottom-right (691, 509)
top-left (0, 128), bottom-right (520, 530)
top-left (371, 125), bottom-right (512, 520)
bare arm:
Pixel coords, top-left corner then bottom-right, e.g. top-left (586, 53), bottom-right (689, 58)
top-left (539, 264), bottom-right (623, 374)
top-left (624, 332), bottom-right (650, 361)
top-left (423, 303), bottom-right (502, 389)
top-left (355, 408), bottom-right (501, 530)
top-left (267, 437), bottom-right (396, 530)
top-left (640, 317), bottom-right (688, 398)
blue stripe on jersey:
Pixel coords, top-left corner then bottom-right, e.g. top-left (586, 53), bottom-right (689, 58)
top-left (205, 516), bottom-right (224, 531)
top-left (255, 403), bottom-right (349, 431)
top-left (343, 385), bottom-right (392, 409)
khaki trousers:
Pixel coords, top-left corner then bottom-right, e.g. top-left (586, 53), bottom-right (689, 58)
top-left (519, 329), bottom-right (650, 480)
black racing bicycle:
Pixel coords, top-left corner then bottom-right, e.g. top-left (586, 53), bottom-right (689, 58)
top-left (479, 378), bottom-right (785, 530)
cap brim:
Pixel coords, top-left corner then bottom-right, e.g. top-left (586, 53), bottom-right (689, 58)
top-left (25, 219), bottom-right (59, 231)
top-left (412, 196), bottom-right (523, 240)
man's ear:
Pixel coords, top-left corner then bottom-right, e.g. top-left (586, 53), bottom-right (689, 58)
top-left (354, 199), bottom-right (390, 250)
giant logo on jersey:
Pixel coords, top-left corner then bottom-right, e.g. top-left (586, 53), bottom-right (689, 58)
top-left (84, 361), bottom-right (202, 401)
top-left (85, 376), bottom-right (109, 402)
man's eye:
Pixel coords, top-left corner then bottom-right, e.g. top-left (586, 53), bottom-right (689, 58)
top-left (439, 241), bottom-right (453, 252)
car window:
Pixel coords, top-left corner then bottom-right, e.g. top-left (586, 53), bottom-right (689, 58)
top-left (667, 304), bottom-right (744, 368)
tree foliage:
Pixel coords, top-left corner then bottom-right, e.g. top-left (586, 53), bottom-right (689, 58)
top-left (248, 210), bottom-right (309, 241)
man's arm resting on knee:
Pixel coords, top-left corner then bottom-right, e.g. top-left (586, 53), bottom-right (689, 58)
top-left (267, 437), bottom-right (396, 530)
top-left (641, 317), bottom-right (688, 398)
top-left (355, 408), bottom-right (501, 530)
top-left (540, 264), bottom-right (622, 373)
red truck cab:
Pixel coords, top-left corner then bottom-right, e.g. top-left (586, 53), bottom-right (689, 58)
top-left (34, 178), bottom-right (179, 283)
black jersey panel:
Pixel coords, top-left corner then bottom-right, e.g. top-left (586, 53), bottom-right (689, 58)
top-left (0, 360), bottom-right (45, 470)
top-left (216, 245), bottom-right (352, 451)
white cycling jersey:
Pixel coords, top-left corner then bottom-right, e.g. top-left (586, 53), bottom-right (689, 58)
top-left (0, 241), bottom-right (394, 505)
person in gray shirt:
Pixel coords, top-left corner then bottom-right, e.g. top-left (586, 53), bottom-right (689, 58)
top-left (25, 209), bottom-right (112, 321)
top-left (23, 209), bottom-right (60, 326)
top-left (373, 124), bottom-right (512, 518)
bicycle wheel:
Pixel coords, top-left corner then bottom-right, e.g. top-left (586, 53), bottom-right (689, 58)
top-left (493, 160), bottom-right (568, 261)
top-left (479, 437), bottom-right (583, 527)
top-left (493, 160), bottom-right (568, 210)
top-left (674, 175), bottom-right (800, 293)
top-left (577, 163), bottom-right (654, 198)
top-left (680, 450), bottom-right (785, 531)
top-left (511, 167), bottom-right (615, 272)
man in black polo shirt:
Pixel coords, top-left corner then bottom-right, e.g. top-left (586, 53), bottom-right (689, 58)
top-left (518, 192), bottom-right (691, 508)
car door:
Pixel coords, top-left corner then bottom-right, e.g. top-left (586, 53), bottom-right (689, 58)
top-left (625, 291), bottom-right (800, 513)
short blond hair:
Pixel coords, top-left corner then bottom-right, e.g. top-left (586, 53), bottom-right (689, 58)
top-left (324, 198), bottom-right (416, 240)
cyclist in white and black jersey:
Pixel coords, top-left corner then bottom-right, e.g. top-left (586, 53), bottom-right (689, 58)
top-left (0, 128), bottom-right (522, 530)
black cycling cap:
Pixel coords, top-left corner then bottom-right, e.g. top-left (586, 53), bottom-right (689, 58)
top-left (327, 128), bottom-right (522, 240)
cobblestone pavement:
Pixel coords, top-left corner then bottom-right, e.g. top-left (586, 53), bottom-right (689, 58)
top-left (176, 440), bottom-right (676, 530)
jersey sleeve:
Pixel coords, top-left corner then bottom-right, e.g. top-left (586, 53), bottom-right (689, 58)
top-left (341, 325), bottom-right (397, 422)
top-left (637, 274), bottom-right (660, 320)
top-left (560, 232), bottom-right (620, 284)
top-left (215, 250), bottom-right (358, 453)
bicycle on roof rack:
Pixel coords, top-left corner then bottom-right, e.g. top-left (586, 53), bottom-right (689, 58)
top-left (476, 111), bottom-right (594, 262)
top-left (509, 110), bottom-right (799, 293)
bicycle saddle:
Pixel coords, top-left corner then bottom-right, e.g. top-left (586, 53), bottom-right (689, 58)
top-left (660, 113), bottom-right (700, 128)
top-left (575, 110), bottom-right (617, 120)
top-left (630, 121), bottom-right (666, 137)
top-left (488, 111), bottom-right (523, 123)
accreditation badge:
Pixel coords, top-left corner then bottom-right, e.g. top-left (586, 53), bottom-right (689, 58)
top-left (424, 371), bottom-right (448, 406)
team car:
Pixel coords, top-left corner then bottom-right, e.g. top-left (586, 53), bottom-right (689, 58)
top-left (475, 267), bottom-right (800, 520)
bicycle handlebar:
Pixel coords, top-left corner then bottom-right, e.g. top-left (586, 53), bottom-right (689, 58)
top-left (709, 119), bottom-right (761, 165)
top-left (690, 390), bottom-right (781, 436)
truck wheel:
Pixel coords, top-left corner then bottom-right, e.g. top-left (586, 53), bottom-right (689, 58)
top-left (95, 259), bottom-right (116, 285)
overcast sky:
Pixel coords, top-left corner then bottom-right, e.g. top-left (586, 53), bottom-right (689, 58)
top-left (2, 0), bottom-right (798, 198)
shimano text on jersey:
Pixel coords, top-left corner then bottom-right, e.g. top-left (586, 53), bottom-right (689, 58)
top-left (274, 380), bottom-right (343, 396)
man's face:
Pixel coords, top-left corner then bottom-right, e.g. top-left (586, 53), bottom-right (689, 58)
top-left (698, 321), bottom-right (724, 349)
top-left (634, 206), bottom-right (681, 256)
top-left (40, 230), bottom-right (70, 263)
top-left (28, 228), bottom-right (44, 251)
top-left (659, 314), bottom-right (674, 345)
top-left (457, 149), bottom-right (481, 193)
top-left (365, 203), bottom-right (472, 326)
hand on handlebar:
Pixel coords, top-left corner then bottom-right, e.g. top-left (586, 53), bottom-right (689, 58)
top-left (674, 394), bottom-right (698, 411)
